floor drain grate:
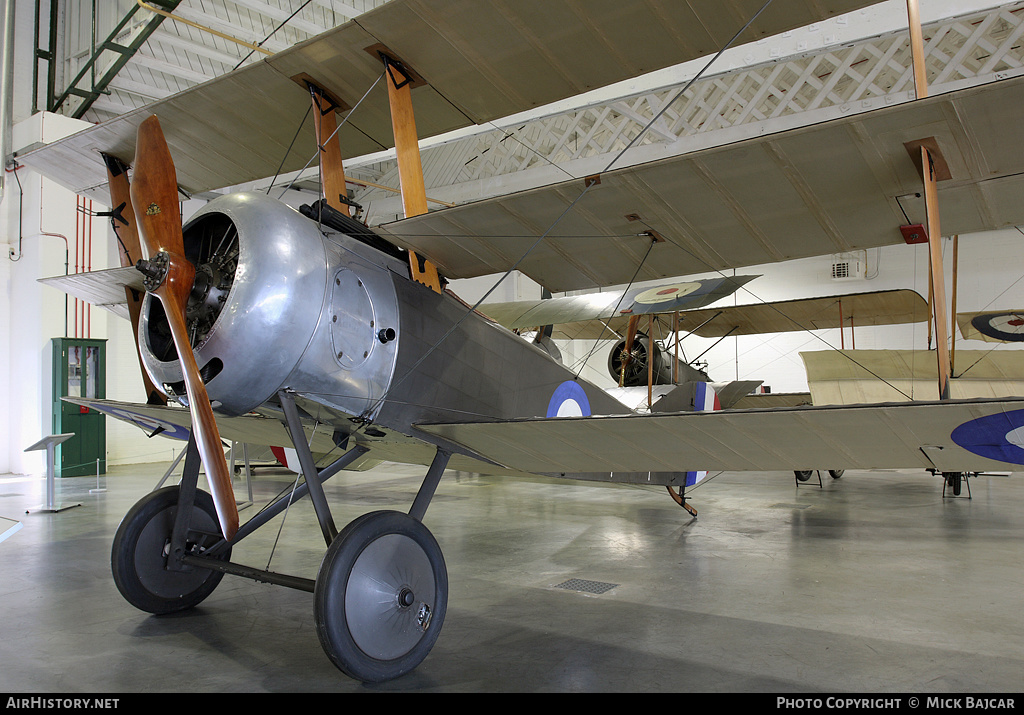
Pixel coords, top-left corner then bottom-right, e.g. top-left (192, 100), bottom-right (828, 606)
top-left (554, 578), bottom-right (618, 594)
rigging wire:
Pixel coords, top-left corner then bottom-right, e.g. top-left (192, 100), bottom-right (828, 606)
top-left (232, 0), bottom-right (314, 71)
top-left (276, 69), bottom-right (387, 201)
top-left (356, 0), bottom-right (781, 423)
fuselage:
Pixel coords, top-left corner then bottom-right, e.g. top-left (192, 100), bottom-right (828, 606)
top-left (137, 192), bottom-right (629, 453)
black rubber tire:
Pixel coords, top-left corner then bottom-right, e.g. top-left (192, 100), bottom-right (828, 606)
top-left (111, 486), bottom-right (230, 615)
top-left (828, 470), bottom-right (845, 479)
top-left (314, 510), bottom-right (447, 683)
top-left (794, 470), bottom-right (814, 482)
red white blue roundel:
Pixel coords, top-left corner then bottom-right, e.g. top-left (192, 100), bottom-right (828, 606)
top-left (631, 282), bottom-right (701, 306)
top-left (970, 312), bottom-right (1024, 342)
top-left (951, 409), bottom-right (1024, 465)
top-left (686, 383), bottom-right (721, 486)
top-left (547, 381), bottom-right (592, 418)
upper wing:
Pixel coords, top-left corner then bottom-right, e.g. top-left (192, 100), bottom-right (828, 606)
top-left (417, 397), bottom-right (1024, 476)
top-left (378, 75), bottom-right (1024, 292)
top-left (17, 0), bottom-right (885, 202)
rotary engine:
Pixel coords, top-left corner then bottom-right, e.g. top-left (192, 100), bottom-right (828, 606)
top-left (607, 333), bottom-right (709, 387)
top-left (138, 192), bottom-right (401, 419)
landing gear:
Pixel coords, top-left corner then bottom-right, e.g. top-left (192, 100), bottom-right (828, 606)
top-left (942, 471), bottom-right (975, 498)
top-left (110, 396), bottom-right (455, 682)
top-left (314, 510), bottom-right (448, 683)
top-left (794, 469), bottom-right (844, 485)
top-left (111, 486), bottom-right (230, 614)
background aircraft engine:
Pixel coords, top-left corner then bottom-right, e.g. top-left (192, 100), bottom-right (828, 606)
top-left (608, 333), bottom-right (675, 387)
top-left (138, 192), bottom-right (343, 416)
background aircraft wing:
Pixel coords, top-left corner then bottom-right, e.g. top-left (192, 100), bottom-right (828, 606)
top-left (480, 274), bottom-right (756, 340)
top-left (957, 311), bottom-right (1024, 343)
top-left (17, 0), bottom-right (885, 202)
top-left (378, 75), bottom-right (1024, 292)
top-left (417, 397), bottom-right (1024, 475)
top-left (484, 286), bottom-right (927, 341)
top-left (680, 288), bottom-right (929, 338)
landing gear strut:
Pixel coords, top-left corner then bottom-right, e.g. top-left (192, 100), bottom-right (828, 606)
top-left (110, 392), bottom-right (455, 683)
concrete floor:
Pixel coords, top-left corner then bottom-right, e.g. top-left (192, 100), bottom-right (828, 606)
top-left (0, 460), bottom-right (1022, 693)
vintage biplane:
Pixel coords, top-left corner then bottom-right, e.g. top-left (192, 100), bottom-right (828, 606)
top-left (17, 0), bottom-right (1024, 683)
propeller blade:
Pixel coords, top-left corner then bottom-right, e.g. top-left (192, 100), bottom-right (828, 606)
top-left (102, 154), bottom-right (167, 407)
top-left (131, 115), bottom-right (239, 540)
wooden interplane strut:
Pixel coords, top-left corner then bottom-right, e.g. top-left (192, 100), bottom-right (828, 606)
top-left (382, 53), bottom-right (442, 294)
top-left (309, 84), bottom-right (351, 217)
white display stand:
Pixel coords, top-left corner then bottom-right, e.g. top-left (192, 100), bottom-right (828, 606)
top-left (24, 433), bottom-right (81, 514)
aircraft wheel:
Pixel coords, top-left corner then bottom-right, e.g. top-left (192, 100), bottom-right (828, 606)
top-left (829, 470), bottom-right (845, 479)
top-left (111, 486), bottom-right (230, 615)
top-left (794, 470), bottom-right (814, 482)
top-left (314, 510), bottom-right (447, 683)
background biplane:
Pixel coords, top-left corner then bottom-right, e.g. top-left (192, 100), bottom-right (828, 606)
top-left (15, 0), bottom-right (1024, 682)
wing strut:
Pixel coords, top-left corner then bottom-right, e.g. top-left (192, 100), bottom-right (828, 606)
top-left (308, 83), bottom-right (352, 218)
top-left (905, 0), bottom-right (953, 400)
top-left (381, 51), bottom-right (443, 294)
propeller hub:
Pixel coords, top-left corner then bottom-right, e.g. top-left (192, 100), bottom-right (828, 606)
top-left (136, 252), bottom-right (170, 291)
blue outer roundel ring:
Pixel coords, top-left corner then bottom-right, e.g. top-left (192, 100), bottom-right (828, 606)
top-left (950, 409), bottom-right (1024, 464)
top-left (546, 381), bottom-right (592, 418)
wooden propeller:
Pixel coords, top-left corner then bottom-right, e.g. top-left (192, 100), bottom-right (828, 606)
top-left (131, 115), bottom-right (239, 541)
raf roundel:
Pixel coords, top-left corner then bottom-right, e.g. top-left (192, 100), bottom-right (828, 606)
top-left (970, 312), bottom-right (1024, 342)
top-left (546, 381), bottom-right (592, 418)
top-left (950, 409), bottom-right (1024, 465)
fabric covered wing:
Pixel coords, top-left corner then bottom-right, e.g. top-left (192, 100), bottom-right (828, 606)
top-left (18, 0), bottom-right (884, 202)
top-left (417, 397), bottom-right (1024, 475)
top-left (379, 75), bottom-right (1024, 292)
top-left (480, 274), bottom-right (756, 340)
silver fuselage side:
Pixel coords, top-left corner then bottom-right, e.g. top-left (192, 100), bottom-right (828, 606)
top-left (139, 193), bottom-right (629, 450)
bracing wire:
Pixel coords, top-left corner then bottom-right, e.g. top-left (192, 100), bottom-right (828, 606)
top-left (355, 0), bottom-right (781, 423)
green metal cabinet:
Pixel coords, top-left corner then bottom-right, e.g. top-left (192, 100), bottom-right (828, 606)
top-left (51, 338), bottom-right (107, 477)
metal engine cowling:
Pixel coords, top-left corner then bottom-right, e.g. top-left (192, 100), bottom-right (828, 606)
top-left (138, 192), bottom-right (329, 416)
